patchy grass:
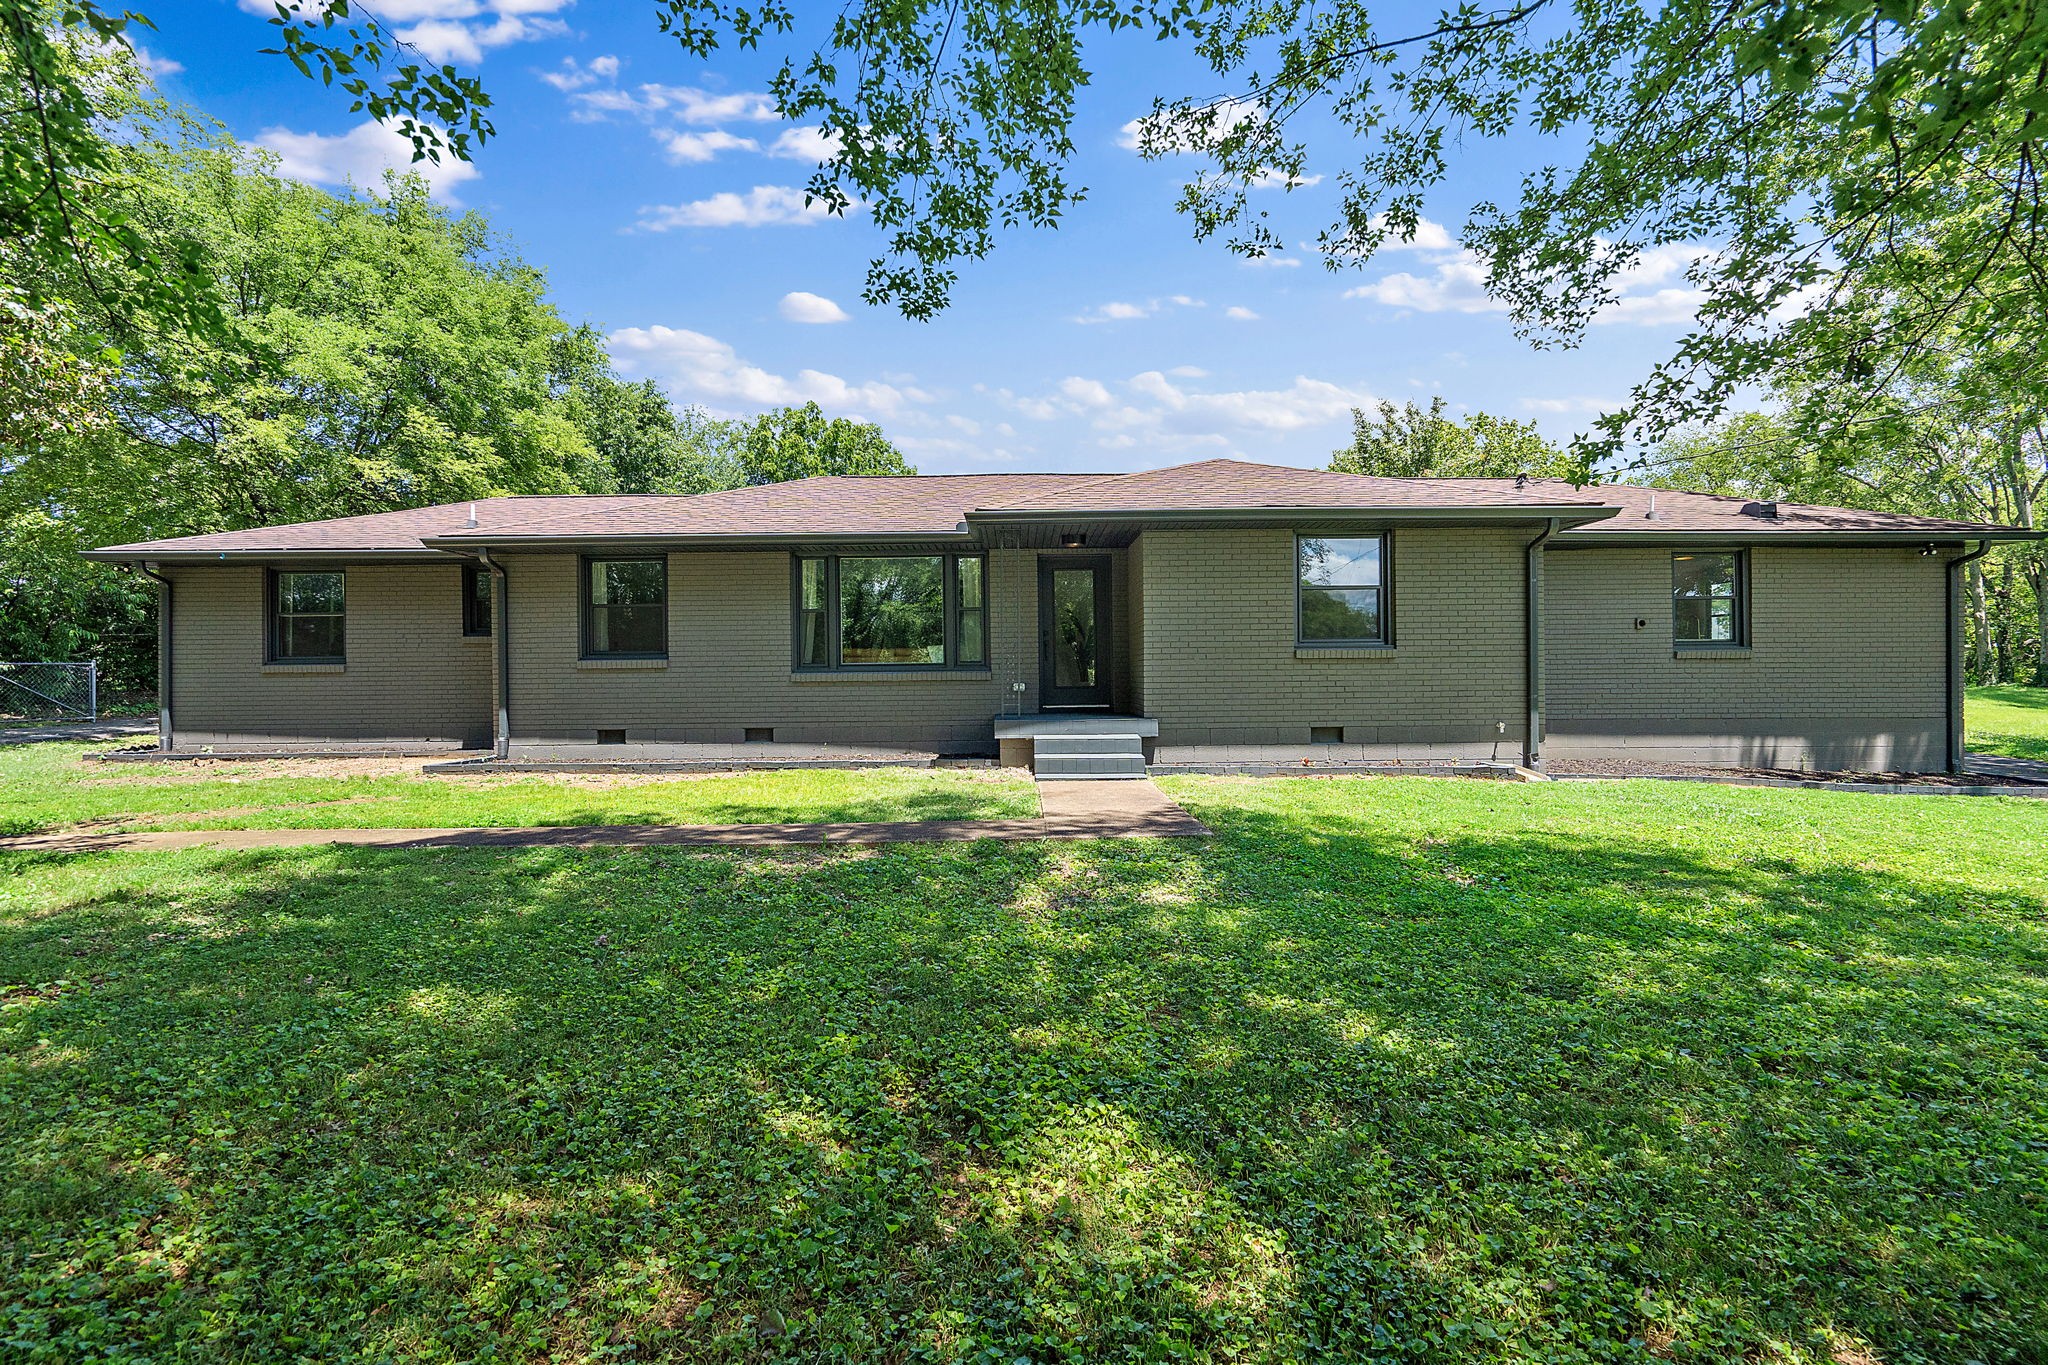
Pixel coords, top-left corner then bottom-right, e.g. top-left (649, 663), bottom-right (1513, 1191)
top-left (0, 742), bottom-right (1038, 836)
top-left (4, 775), bottom-right (2047, 1362)
top-left (1969, 684), bottom-right (2048, 761)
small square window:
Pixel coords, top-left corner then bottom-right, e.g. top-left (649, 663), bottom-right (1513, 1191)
top-left (596, 729), bottom-right (626, 745)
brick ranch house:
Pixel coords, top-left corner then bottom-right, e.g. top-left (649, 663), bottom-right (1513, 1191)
top-left (85, 458), bottom-right (2034, 774)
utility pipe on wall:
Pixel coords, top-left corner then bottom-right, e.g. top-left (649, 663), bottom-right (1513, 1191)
top-left (477, 549), bottom-right (511, 760)
top-left (1523, 518), bottom-right (1560, 769)
top-left (1945, 540), bottom-right (1992, 773)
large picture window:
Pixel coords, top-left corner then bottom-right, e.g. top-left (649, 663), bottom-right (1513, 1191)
top-left (582, 557), bottom-right (667, 658)
top-left (1298, 535), bottom-right (1389, 645)
top-left (1673, 551), bottom-right (1746, 647)
top-left (793, 553), bottom-right (988, 670)
top-left (269, 570), bottom-right (345, 662)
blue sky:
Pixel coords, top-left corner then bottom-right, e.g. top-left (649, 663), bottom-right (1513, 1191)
top-left (138, 1), bottom-right (1716, 475)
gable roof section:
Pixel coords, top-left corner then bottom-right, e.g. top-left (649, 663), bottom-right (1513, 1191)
top-left (84, 459), bottom-right (2034, 561)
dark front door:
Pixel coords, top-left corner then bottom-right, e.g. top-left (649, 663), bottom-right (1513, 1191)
top-left (1038, 556), bottom-right (1113, 709)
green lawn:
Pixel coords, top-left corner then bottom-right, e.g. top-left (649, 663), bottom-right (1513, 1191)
top-left (4, 773), bottom-right (2047, 1362)
top-left (1969, 684), bottom-right (2048, 761)
top-left (0, 742), bottom-right (1038, 837)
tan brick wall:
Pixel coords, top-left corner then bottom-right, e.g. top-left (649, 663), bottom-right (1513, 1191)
top-left (500, 549), bottom-right (1062, 751)
top-left (166, 563), bottom-right (491, 747)
top-left (1136, 526), bottom-right (1533, 755)
top-left (1543, 545), bottom-right (1947, 768)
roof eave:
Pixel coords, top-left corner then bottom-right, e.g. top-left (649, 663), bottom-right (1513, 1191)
top-left (418, 529), bottom-right (978, 551)
top-left (1552, 528), bottom-right (2040, 546)
top-left (81, 547), bottom-right (466, 564)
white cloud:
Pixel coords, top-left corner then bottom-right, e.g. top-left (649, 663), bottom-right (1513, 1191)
top-left (1590, 288), bottom-right (1708, 327)
top-left (1521, 396), bottom-right (1621, 415)
top-left (1072, 295), bottom-right (1205, 325)
top-left (1118, 98), bottom-right (1263, 154)
top-left (633, 186), bottom-right (839, 230)
top-left (1347, 236), bottom-right (1722, 326)
top-left (768, 127), bottom-right (844, 161)
top-left (655, 129), bottom-right (760, 164)
top-left (1241, 254), bottom-right (1301, 269)
top-left (992, 370), bottom-right (1373, 446)
top-left (538, 54), bottom-right (621, 92)
top-left (570, 82), bottom-right (778, 124)
top-left (1344, 251), bottom-right (1505, 313)
top-left (1224, 305), bottom-right (1259, 321)
top-left (608, 324), bottom-right (926, 419)
top-left (779, 291), bottom-right (850, 324)
top-left (253, 121), bottom-right (481, 202)
top-left (1366, 213), bottom-right (1456, 251)
top-left (1249, 170), bottom-right (1323, 190)
top-left (131, 44), bottom-right (182, 78)
top-left (1058, 377), bottom-right (1116, 408)
top-left (248, 0), bottom-right (570, 60)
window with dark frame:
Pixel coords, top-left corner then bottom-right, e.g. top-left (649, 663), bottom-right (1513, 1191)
top-left (461, 562), bottom-right (493, 637)
top-left (1672, 550), bottom-right (1746, 647)
top-left (270, 570), bottom-right (346, 662)
top-left (792, 553), bottom-right (989, 670)
top-left (581, 557), bottom-right (667, 658)
top-left (1297, 535), bottom-right (1389, 645)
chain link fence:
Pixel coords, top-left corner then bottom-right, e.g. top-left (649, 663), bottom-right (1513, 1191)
top-left (0, 661), bottom-right (98, 722)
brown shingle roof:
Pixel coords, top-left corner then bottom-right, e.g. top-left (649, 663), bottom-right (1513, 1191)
top-left (1492, 479), bottom-right (2024, 539)
top-left (977, 458), bottom-right (1605, 512)
top-left (85, 460), bottom-right (2032, 559)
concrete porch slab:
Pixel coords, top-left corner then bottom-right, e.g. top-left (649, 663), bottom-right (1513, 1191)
top-left (994, 714), bottom-right (1160, 739)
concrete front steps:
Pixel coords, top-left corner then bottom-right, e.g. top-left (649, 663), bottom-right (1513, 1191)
top-left (1032, 732), bottom-right (1148, 780)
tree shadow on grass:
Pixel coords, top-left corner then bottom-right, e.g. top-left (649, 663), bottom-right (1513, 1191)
top-left (2, 808), bottom-right (2046, 1363)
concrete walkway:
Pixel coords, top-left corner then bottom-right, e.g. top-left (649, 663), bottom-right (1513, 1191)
top-left (0, 720), bottom-right (154, 746)
top-left (0, 779), bottom-right (1211, 855)
top-left (1963, 754), bottom-right (2048, 784)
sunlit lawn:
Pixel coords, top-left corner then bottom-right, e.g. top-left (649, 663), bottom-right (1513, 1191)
top-left (4, 773), bottom-right (2046, 1362)
top-left (0, 742), bottom-right (1038, 837)
top-left (1969, 684), bottom-right (2048, 761)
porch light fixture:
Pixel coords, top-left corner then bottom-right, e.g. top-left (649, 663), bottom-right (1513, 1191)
top-left (1060, 533), bottom-right (1086, 548)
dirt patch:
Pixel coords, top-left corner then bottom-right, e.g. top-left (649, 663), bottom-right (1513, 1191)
top-left (1547, 758), bottom-right (2039, 788)
top-left (82, 756), bottom-right (443, 783)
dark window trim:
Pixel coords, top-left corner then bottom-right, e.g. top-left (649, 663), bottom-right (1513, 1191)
top-left (266, 567), bottom-right (346, 664)
top-left (791, 551), bottom-right (991, 672)
top-left (460, 561), bottom-right (492, 637)
top-left (1671, 547), bottom-right (1749, 650)
top-left (579, 554), bottom-right (669, 660)
top-left (1295, 532), bottom-right (1394, 648)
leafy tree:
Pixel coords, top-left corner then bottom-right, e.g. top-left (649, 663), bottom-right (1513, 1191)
top-left (0, 0), bottom-right (485, 344)
top-left (555, 347), bottom-right (745, 495)
top-left (0, 509), bottom-right (155, 694)
top-left (0, 275), bottom-right (107, 453)
top-left (6, 139), bottom-right (600, 548)
top-left (729, 402), bottom-right (914, 486)
top-left (1330, 398), bottom-right (1574, 479)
